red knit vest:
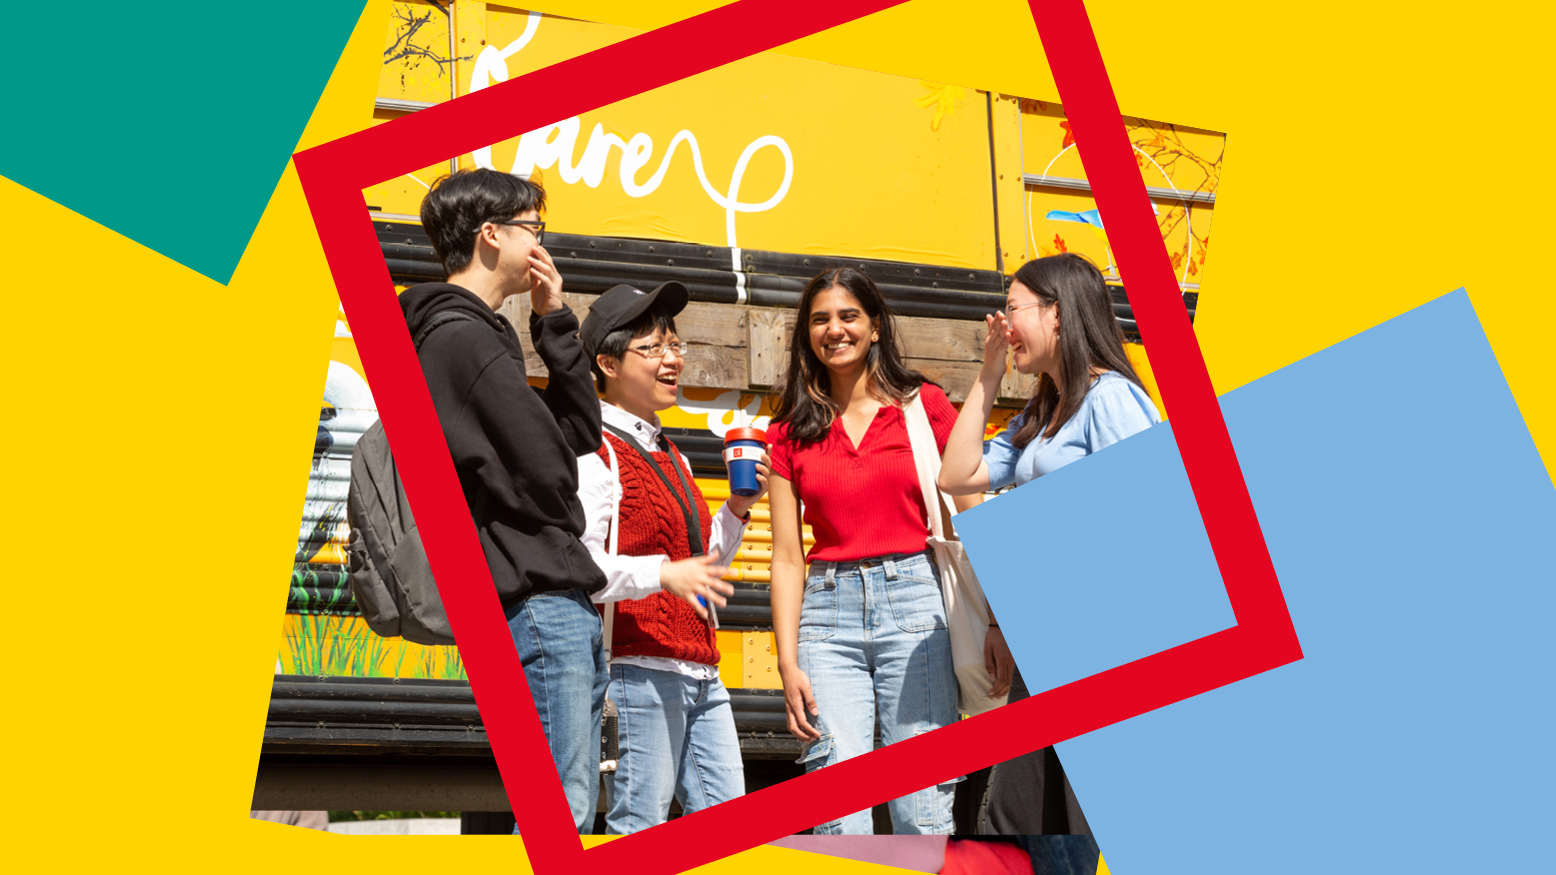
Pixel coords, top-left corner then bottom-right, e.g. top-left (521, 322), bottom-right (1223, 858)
top-left (596, 432), bottom-right (720, 665)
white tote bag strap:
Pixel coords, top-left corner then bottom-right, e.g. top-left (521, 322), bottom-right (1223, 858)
top-left (904, 390), bottom-right (1006, 716)
top-left (903, 391), bottom-right (955, 539)
top-left (601, 437), bottom-right (621, 655)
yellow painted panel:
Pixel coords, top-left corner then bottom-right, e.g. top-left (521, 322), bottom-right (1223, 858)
top-left (740, 631), bottom-right (782, 689)
top-left (716, 629), bottom-right (746, 689)
top-left (379, 1), bottom-right (457, 105)
top-left (370, 7), bottom-right (1000, 269)
top-left (1021, 186), bottom-right (1211, 288)
top-left (1015, 101), bottom-right (1221, 287)
top-left (991, 93), bottom-right (1030, 268)
top-left (461, 6), bottom-right (626, 101)
top-left (448, 0), bottom-right (490, 150)
top-left (1023, 186), bottom-right (1116, 275)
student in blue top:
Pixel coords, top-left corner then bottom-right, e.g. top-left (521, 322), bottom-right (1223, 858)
top-left (938, 252), bottom-right (1160, 836)
top-left (939, 252), bottom-right (1161, 497)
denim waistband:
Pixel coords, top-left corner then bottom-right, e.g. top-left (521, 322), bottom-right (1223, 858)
top-left (808, 548), bottom-right (935, 574)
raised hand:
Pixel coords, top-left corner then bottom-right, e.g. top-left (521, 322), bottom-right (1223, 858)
top-left (528, 244), bottom-right (564, 316)
top-left (659, 547), bottom-right (734, 620)
top-left (981, 311), bottom-right (1011, 383)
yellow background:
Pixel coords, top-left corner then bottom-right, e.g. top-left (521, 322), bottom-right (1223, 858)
top-left (368, 4), bottom-right (1004, 267)
top-left (3, 0), bottom-right (1550, 871)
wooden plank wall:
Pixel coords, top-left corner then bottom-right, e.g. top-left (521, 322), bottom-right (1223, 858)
top-left (501, 292), bottom-right (1036, 406)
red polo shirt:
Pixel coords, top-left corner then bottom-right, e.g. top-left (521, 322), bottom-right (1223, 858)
top-left (939, 840), bottom-right (1033, 875)
top-left (769, 383), bottom-right (957, 562)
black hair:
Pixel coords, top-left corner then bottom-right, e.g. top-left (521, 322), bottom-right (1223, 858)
top-left (590, 310), bottom-right (679, 392)
top-left (419, 168), bottom-right (547, 276)
top-left (1009, 253), bottom-right (1144, 449)
top-left (771, 267), bottom-right (930, 445)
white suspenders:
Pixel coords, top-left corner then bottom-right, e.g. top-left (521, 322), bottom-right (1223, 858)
top-left (601, 437), bottom-right (621, 656)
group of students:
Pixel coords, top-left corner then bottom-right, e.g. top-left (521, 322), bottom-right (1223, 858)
top-left (399, 168), bottom-right (1159, 836)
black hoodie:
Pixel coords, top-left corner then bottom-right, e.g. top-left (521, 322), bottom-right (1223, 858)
top-left (399, 282), bottom-right (606, 606)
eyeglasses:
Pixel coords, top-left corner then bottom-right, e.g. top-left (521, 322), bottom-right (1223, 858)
top-left (627, 340), bottom-right (690, 360)
top-left (492, 218), bottom-right (545, 245)
top-left (1000, 300), bottom-right (1043, 318)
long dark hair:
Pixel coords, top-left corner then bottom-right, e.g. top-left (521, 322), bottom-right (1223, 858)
top-left (771, 268), bottom-right (929, 445)
top-left (1010, 253), bottom-right (1144, 449)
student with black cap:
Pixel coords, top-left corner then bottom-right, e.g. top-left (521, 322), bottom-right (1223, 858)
top-left (397, 168), bottom-right (606, 834)
top-left (577, 282), bottom-right (771, 833)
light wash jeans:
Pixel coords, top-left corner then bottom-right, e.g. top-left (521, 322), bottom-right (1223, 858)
top-left (505, 588), bottom-right (610, 834)
top-left (603, 663), bottom-right (746, 833)
top-left (796, 549), bottom-right (961, 834)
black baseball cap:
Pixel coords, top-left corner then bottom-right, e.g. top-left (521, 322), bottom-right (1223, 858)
top-left (580, 282), bottom-right (690, 358)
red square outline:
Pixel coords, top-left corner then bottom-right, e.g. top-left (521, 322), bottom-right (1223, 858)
top-left (292, 0), bottom-right (1302, 871)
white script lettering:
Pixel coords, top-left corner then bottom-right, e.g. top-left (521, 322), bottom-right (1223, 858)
top-left (467, 13), bottom-right (793, 248)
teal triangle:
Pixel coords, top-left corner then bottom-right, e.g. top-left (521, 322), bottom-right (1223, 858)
top-left (0, 2), bottom-right (367, 284)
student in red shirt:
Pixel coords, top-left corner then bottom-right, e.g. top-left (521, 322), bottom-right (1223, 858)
top-left (767, 267), bottom-right (981, 834)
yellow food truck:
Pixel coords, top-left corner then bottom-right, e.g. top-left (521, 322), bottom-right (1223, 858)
top-left (259, 2), bottom-right (1222, 831)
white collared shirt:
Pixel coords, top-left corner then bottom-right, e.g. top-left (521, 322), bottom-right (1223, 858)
top-left (579, 402), bottom-right (749, 679)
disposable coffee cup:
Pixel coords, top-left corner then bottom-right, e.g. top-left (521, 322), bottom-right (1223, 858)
top-left (723, 427), bottom-right (767, 497)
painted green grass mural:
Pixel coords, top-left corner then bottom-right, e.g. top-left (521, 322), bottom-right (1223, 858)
top-left (279, 614), bottom-right (466, 680)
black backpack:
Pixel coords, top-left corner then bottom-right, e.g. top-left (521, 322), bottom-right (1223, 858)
top-left (344, 311), bottom-right (475, 645)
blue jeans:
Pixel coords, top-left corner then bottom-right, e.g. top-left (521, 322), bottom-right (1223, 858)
top-left (603, 663), bottom-right (746, 833)
top-left (796, 549), bottom-right (961, 834)
top-left (505, 588), bottom-right (610, 834)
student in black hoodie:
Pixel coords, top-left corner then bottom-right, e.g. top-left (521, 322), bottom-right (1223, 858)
top-left (398, 168), bottom-right (607, 833)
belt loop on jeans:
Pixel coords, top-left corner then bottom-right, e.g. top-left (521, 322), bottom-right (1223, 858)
top-left (883, 557), bottom-right (899, 580)
top-left (824, 563), bottom-right (836, 586)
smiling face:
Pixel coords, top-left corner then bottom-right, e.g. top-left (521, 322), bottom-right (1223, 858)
top-left (807, 285), bottom-right (878, 377)
top-left (598, 323), bottom-right (684, 419)
top-left (1004, 279), bottom-right (1062, 377)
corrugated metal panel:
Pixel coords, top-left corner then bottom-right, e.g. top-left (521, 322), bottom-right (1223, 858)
top-left (291, 405), bottom-right (375, 615)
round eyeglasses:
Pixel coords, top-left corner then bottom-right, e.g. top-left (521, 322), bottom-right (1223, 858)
top-left (627, 340), bottom-right (690, 360)
top-left (1000, 300), bottom-right (1043, 319)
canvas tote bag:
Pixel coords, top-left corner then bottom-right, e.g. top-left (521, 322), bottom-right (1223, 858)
top-left (903, 392), bottom-right (1009, 716)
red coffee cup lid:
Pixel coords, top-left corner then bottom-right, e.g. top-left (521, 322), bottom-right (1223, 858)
top-left (725, 427), bottom-right (767, 445)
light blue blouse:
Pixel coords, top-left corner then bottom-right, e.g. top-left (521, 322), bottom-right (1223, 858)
top-left (983, 371), bottom-right (1161, 489)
